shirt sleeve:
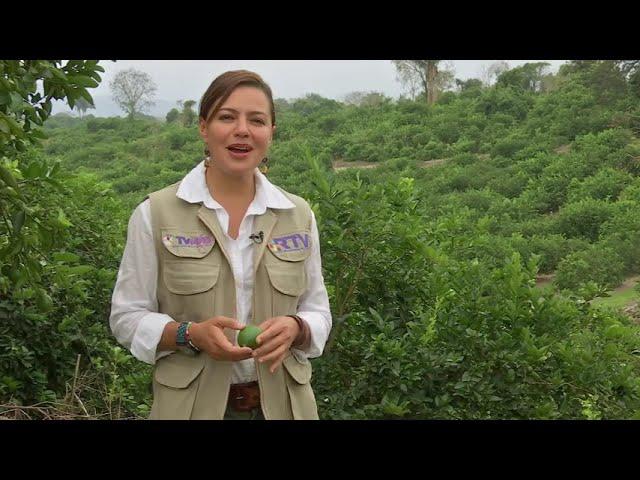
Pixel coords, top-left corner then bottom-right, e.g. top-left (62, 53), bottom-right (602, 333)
top-left (291, 208), bottom-right (333, 360)
top-left (109, 199), bottom-right (175, 365)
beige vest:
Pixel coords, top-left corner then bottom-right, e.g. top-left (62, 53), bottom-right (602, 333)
top-left (146, 181), bottom-right (320, 420)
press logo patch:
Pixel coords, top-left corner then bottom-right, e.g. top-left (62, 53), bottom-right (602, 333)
top-left (162, 234), bottom-right (214, 249)
top-left (267, 233), bottom-right (311, 253)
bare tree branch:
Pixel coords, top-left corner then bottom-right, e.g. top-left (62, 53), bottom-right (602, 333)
top-left (109, 69), bottom-right (157, 120)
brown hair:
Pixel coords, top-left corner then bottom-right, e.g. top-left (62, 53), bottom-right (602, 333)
top-left (199, 70), bottom-right (276, 126)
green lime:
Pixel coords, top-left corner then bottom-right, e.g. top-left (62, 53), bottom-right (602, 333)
top-left (237, 325), bottom-right (262, 349)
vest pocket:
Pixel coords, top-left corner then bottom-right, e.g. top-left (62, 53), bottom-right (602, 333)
top-left (264, 261), bottom-right (306, 297)
top-left (265, 261), bottom-right (306, 318)
top-left (154, 351), bottom-right (205, 388)
top-left (282, 353), bottom-right (319, 420)
top-left (163, 260), bottom-right (221, 295)
top-left (282, 352), bottom-right (312, 384)
top-left (150, 352), bottom-right (206, 420)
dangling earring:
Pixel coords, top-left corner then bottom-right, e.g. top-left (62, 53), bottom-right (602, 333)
top-left (204, 145), bottom-right (212, 167)
top-left (259, 157), bottom-right (269, 175)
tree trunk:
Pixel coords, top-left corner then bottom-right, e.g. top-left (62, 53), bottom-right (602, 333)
top-left (427, 62), bottom-right (439, 105)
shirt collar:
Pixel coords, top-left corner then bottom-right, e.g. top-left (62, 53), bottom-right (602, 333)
top-left (176, 160), bottom-right (296, 213)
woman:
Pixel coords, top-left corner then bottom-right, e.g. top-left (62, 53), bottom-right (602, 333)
top-left (109, 70), bottom-right (332, 420)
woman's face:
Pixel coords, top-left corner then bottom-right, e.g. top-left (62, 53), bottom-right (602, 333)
top-left (199, 86), bottom-right (275, 177)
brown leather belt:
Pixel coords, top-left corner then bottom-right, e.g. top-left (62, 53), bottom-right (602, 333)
top-left (228, 381), bottom-right (261, 412)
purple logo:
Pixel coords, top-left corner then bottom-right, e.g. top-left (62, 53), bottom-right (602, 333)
top-left (268, 233), bottom-right (311, 253)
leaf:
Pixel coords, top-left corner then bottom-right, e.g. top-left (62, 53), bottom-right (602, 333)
top-left (37, 108), bottom-right (48, 123)
top-left (30, 128), bottom-right (47, 140)
top-left (3, 186), bottom-right (20, 199)
top-left (65, 60), bottom-right (83, 70)
top-left (0, 119), bottom-right (9, 134)
top-left (68, 265), bottom-right (94, 276)
top-left (43, 176), bottom-right (66, 193)
top-left (7, 239), bottom-right (23, 258)
top-left (2, 115), bottom-right (23, 135)
top-left (67, 75), bottom-right (99, 89)
top-left (12, 210), bottom-right (26, 235)
top-left (49, 68), bottom-right (67, 81)
top-left (35, 289), bottom-right (53, 313)
top-left (56, 208), bottom-right (73, 228)
top-left (9, 91), bottom-right (23, 111)
top-left (89, 71), bottom-right (102, 82)
top-left (78, 89), bottom-right (95, 106)
top-left (47, 161), bottom-right (61, 178)
top-left (0, 164), bottom-right (18, 189)
top-left (24, 161), bottom-right (42, 179)
top-left (52, 252), bottom-right (81, 263)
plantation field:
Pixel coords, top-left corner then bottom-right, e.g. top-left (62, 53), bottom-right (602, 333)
top-left (2, 60), bottom-right (640, 419)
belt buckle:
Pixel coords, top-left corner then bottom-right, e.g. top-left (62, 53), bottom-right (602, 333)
top-left (229, 383), bottom-right (260, 412)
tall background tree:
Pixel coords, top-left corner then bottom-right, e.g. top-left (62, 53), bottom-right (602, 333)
top-left (180, 99), bottom-right (197, 127)
top-left (165, 107), bottom-right (180, 123)
top-left (479, 61), bottom-right (510, 86)
top-left (343, 91), bottom-right (390, 107)
top-left (619, 60), bottom-right (640, 101)
top-left (560, 61), bottom-right (630, 104)
top-left (109, 68), bottom-right (156, 120)
top-left (392, 60), bottom-right (454, 105)
top-left (496, 62), bottom-right (552, 92)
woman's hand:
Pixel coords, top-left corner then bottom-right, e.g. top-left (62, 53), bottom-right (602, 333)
top-left (253, 316), bottom-right (301, 373)
top-left (189, 316), bottom-right (254, 362)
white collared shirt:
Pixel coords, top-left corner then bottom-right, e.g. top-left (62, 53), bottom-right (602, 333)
top-left (109, 160), bottom-right (332, 383)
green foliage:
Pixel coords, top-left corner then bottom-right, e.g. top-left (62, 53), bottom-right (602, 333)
top-left (165, 108), bottom-right (180, 123)
top-left (555, 245), bottom-right (626, 290)
top-left (1, 60), bottom-right (103, 156)
top-left (1, 60), bottom-right (104, 305)
top-left (554, 199), bottom-right (620, 242)
top-left (599, 203), bottom-right (640, 271)
top-left (567, 168), bottom-right (633, 202)
top-left (314, 251), bottom-right (640, 419)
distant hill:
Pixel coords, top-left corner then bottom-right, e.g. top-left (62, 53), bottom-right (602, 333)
top-left (50, 95), bottom-right (179, 119)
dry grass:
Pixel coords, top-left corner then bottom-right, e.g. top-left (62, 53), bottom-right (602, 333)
top-left (0, 354), bottom-right (143, 420)
top-left (554, 144), bottom-right (572, 154)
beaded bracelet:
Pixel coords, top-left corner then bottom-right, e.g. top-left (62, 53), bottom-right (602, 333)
top-left (176, 321), bottom-right (189, 346)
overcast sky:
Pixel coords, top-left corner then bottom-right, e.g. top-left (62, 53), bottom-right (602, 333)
top-left (54, 60), bottom-right (568, 117)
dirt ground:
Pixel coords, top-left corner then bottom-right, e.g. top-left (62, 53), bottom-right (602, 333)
top-left (535, 273), bottom-right (555, 288)
top-left (332, 160), bottom-right (380, 171)
top-left (611, 275), bottom-right (640, 295)
top-left (419, 159), bottom-right (447, 168)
